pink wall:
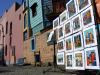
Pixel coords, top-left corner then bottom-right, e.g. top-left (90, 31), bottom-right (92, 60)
top-left (0, 2), bottom-right (23, 63)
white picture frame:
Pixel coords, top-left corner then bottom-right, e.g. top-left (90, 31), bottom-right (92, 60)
top-left (58, 25), bottom-right (64, 40)
top-left (66, 0), bottom-right (78, 20)
top-left (85, 46), bottom-right (99, 69)
top-left (66, 53), bottom-right (74, 69)
top-left (64, 20), bottom-right (72, 37)
top-left (59, 10), bottom-right (67, 25)
top-left (53, 17), bottom-right (59, 30)
top-left (57, 52), bottom-right (65, 65)
top-left (83, 25), bottom-right (97, 48)
top-left (73, 32), bottom-right (84, 51)
top-left (65, 36), bottom-right (73, 52)
top-left (81, 6), bottom-right (95, 29)
top-left (57, 39), bottom-right (65, 52)
top-left (72, 14), bottom-right (82, 33)
top-left (74, 50), bottom-right (85, 70)
top-left (77, 0), bottom-right (91, 13)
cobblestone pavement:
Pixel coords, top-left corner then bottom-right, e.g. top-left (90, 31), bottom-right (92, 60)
top-left (0, 65), bottom-right (99, 75)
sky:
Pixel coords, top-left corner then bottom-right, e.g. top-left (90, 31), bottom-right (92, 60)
top-left (0, 0), bottom-right (22, 19)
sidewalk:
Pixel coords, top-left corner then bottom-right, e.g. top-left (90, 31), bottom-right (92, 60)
top-left (0, 65), bottom-right (99, 75)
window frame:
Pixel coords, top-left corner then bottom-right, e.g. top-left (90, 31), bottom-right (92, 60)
top-left (31, 37), bottom-right (35, 52)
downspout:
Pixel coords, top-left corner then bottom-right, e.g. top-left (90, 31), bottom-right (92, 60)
top-left (27, 0), bottom-right (30, 27)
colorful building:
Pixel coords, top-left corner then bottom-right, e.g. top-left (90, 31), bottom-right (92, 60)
top-left (0, 2), bottom-right (23, 65)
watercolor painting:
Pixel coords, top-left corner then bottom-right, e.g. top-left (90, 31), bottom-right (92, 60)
top-left (85, 47), bottom-right (99, 69)
top-left (74, 51), bottom-right (85, 70)
top-left (57, 52), bottom-right (64, 65)
top-left (64, 20), bottom-right (72, 37)
top-left (72, 14), bottom-right (82, 33)
top-left (81, 6), bottom-right (94, 28)
top-left (73, 32), bottom-right (84, 51)
top-left (66, 53), bottom-right (74, 69)
top-left (83, 25), bottom-right (97, 48)
top-left (66, 0), bottom-right (77, 19)
top-left (59, 10), bottom-right (67, 25)
top-left (65, 36), bottom-right (73, 52)
top-left (58, 26), bottom-right (64, 40)
top-left (77, 0), bottom-right (91, 12)
top-left (53, 17), bottom-right (59, 30)
top-left (57, 39), bottom-right (65, 52)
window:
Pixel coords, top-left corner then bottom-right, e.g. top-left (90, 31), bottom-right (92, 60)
top-left (10, 22), bottom-right (12, 29)
top-left (0, 30), bottom-right (1, 40)
top-left (5, 45), bottom-right (7, 56)
top-left (24, 14), bottom-right (27, 29)
top-left (30, 3), bottom-right (37, 17)
top-left (6, 22), bottom-right (8, 34)
top-left (19, 14), bottom-right (21, 20)
top-left (31, 37), bottom-right (35, 52)
top-left (24, 31), bottom-right (27, 40)
top-left (10, 36), bottom-right (12, 45)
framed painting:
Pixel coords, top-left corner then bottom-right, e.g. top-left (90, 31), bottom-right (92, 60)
top-left (85, 47), bottom-right (99, 69)
top-left (65, 36), bottom-right (73, 52)
top-left (57, 39), bottom-right (65, 52)
top-left (77, 0), bottom-right (91, 13)
top-left (57, 52), bottom-right (64, 65)
top-left (66, 0), bottom-right (78, 20)
top-left (64, 20), bottom-right (72, 37)
top-left (72, 14), bottom-right (82, 33)
top-left (66, 53), bottom-right (74, 69)
top-left (59, 10), bottom-right (67, 25)
top-left (73, 32), bottom-right (84, 51)
top-left (81, 6), bottom-right (95, 28)
top-left (74, 50), bottom-right (85, 70)
top-left (53, 17), bottom-right (59, 30)
top-left (83, 25), bottom-right (97, 48)
top-left (58, 25), bottom-right (64, 40)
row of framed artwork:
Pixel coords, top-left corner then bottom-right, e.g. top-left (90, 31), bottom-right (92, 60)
top-left (57, 25), bottom-right (97, 52)
top-left (57, 46), bottom-right (99, 70)
top-left (53, 6), bottom-right (94, 38)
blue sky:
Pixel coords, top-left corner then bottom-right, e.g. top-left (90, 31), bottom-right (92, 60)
top-left (0, 0), bottom-right (22, 19)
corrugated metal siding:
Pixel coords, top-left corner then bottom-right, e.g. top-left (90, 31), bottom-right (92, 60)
top-left (42, 0), bottom-right (52, 28)
top-left (29, 0), bottom-right (44, 35)
top-left (32, 22), bottom-right (43, 36)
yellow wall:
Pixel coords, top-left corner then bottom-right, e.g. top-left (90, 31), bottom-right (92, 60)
top-left (23, 10), bottom-right (28, 32)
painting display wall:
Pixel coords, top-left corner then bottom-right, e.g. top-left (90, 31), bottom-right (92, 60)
top-left (66, 0), bottom-right (77, 20)
top-left (64, 20), bottom-right (72, 37)
top-left (65, 36), bottom-right (73, 52)
top-left (73, 32), bottom-right (84, 51)
top-left (58, 25), bottom-right (64, 40)
top-left (57, 52), bottom-right (64, 65)
top-left (77, 0), bottom-right (91, 13)
top-left (83, 25), bottom-right (97, 48)
top-left (72, 14), bottom-right (82, 33)
top-left (85, 47), bottom-right (99, 69)
top-left (81, 6), bottom-right (95, 28)
top-left (59, 10), bottom-right (67, 25)
top-left (66, 53), bottom-right (74, 69)
top-left (57, 39), bottom-right (65, 52)
top-left (74, 51), bottom-right (85, 70)
top-left (53, 17), bottom-right (59, 30)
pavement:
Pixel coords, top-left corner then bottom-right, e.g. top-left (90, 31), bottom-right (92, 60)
top-left (0, 65), bottom-right (99, 75)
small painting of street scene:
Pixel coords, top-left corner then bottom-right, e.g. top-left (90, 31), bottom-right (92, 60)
top-left (57, 52), bottom-right (64, 65)
top-left (78, 0), bottom-right (89, 11)
top-left (67, 55), bottom-right (72, 67)
top-left (74, 34), bottom-right (82, 49)
top-left (53, 17), bottom-right (59, 30)
top-left (58, 26), bottom-right (63, 39)
top-left (58, 41), bottom-right (64, 50)
top-left (65, 22), bottom-right (70, 34)
top-left (75, 53), bottom-right (83, 67)
top-left (84, 27), bottom-right (94, 45)
top-left (86, 50), bottom-right (97, 66)
top-left (67, 0), bottom-right (77, 18)
top-left (59, 10), bottom-right (67, 25)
